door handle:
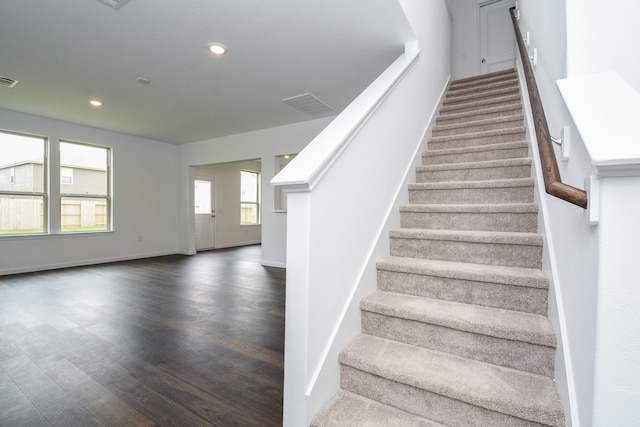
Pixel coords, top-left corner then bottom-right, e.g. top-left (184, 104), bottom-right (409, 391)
top-left (481, 58), bottom-right (486, 63)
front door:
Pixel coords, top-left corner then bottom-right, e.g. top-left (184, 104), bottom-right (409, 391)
top-left (194, 176), bottom-right (216, 251)
top-left (480, 0), bottom-right (517, 74)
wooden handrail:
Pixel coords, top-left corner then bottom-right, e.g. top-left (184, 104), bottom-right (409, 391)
top-left (509, 7), bottom-right (588, 209)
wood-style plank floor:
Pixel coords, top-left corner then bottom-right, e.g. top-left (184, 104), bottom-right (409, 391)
top-left (0, 245), bottom-right (285, 426)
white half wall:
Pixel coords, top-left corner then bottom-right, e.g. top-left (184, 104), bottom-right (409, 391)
top-left (177, 117), bottom-right (334, 267)
top-left (0, 108), bottom-right (180, 275)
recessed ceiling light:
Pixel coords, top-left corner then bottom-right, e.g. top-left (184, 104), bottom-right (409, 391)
top-left (208, 43), bottom-right (227, 55)
top-left (89, 99), bottom-right (104, 107)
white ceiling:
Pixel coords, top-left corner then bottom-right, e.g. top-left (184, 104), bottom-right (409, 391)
top-left (0, 0), bottom-right (414, 144)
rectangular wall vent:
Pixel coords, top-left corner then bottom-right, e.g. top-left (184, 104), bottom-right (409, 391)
top-left (0, 76), bottom-right (18, 88)
top-left (282, 93), bottom-right (333, 115)
top-left (97, 0), bottom-right (131, 10)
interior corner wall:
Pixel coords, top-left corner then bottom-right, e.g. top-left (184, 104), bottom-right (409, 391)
top-left (194, 160), bottom-right (262, 249)
top-left (565, 0), bottom-right (640, 93)
top-left (519, 1), bottom-right (600, 425)
top-left (177, 117), bottom-right (334, 267)
top-left (0, 108), bottom-right (180, 275)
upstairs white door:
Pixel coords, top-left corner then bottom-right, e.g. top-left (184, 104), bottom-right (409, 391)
top-left (194, 176), bottom-right (216, 251)
top-left (480, 0), bottom-right (517, 74)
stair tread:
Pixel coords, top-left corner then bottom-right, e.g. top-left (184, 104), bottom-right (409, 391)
top-left (450, 69), bottom-right (517, 86)
top-left (439, 94), bottom-right (521, 114)
top-left (444, 86), bottom-right (520, 105)
top-left (312, 390), bottom-right (445, 427)
top-left (390, 228), bottom-right (542, 245)
top-left (446, 77), bottom-right (518, 97)
top-left (341, 334), bottom-right (565, 427)
top-left (400, 202), bottom-right (538, 213)
top-left (423, 141), bottom-right (528, 156)
top-left (362, 290), bottom-right (556, 346)
top-left (409, 177), bottom-right (534, 189)
top-left (429, 126), bottom-right (526, 143)
top-left (433, 113), bottom-right (524, 132)
top-left (416, 157), bottom-right (531, 172)
top-left (435, 102), bottom-right (522, 124)
top-left (377, 256), bottom-right (548, 289)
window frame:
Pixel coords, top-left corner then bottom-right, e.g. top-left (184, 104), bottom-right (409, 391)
top-left (59, 140), bottom-right (112, 233)
top-left (0, 130), bottom-right (48, 235)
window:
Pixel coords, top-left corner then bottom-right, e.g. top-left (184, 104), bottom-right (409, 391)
top-left (61, 167), bottom-right (74, 185)
top-left (240, 170), bottom-right (260, 225)
top-left (60, 141), bottom-right (110, 233)
top-left (0, 131), bottom-right (46, 235)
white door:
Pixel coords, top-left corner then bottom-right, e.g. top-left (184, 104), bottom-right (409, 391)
top-left (480, 0), bottom-right (517, 74)
top-left (194, 176), bottom-right (216, 251)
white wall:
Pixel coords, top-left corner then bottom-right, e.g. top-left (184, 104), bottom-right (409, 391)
top-left (565, 0), bottom-right (640, 92)
top-left (273, 1), bottom-right (451, 424)
top-left (195, 160), bottom-right (262, 248)
top-left (177, 117), bottom-right (333, 267)
top-left (0, 108), bottom-right (180, 275)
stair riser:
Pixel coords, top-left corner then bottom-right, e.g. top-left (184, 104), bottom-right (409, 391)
top-left (429, 131), bottom-right (526, 151)
top-left (390, 237), bottom-right (542, 268)
top-left (444, 87), bottom-right (520, 106)
top-left (447, 78), bottom-right (518, 98)
top-left (432, 118), bottom-right (524, 137)
top-left (340, 365), bottom-right (543, 427)
top-left (436, 106), bottom-right (522, 126)
top-left (361, 312), bottom-right (555, 377)
top-left (416, 164), bottom-right (531, 182)
top-left (422, 146), bottom-right (529, 165)
top-left (400, 211), bottom-right (538, 233)
top-left (377, 269), bottom-right (548, 315)
top-left (440, 95), bottom-right (521, 115)
top-left (409, 186), bottom-right (535, 205)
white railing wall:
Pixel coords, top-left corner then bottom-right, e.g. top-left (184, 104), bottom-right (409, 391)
top-left (271, 1), bottom-right (451, 424)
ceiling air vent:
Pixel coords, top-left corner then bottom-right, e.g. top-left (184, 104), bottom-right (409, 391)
top-left (282, 93), bottom-right (333, 115)
top-left (96, 0), bottom-right (131, 10)
top-left (0, 76), bottom-right (18, 88)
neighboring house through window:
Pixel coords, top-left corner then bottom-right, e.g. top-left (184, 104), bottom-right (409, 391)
top-left (60, 141), bottom-right (111, 233)
top-left (0, 131), bottom-right (46, 235)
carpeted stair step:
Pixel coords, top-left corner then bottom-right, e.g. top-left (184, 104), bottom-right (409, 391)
top-left (422, 141), bottom-right (529, 165)
top-left (311, 390), bottom-right (447, 427)
top-left (428, 127), bottom-right (526, 150)
top-left (339, 334), bottom-right (565, 427)
top-left (415, 158), bottom-right (532, 182)
top-left (449, 68), bottom-right (518, 89)
top-left (432, 114), bottom-right (524, 137)
top-left (400, 203), bottom-right (538, 233)
top-left (443, 85), bottom-right (520, 106)
top-left (360, 291), bottom-right (556, 376)
top-left (439, 93), bottom-right (521, 115)
top-left (389, 228), bottom-right (543, 269)
top-left (376, 257), bottom-right (549, 315)
top-left (446, 76), bottom-right (518, 98)
top-left (436, 103), bottom-right (523, 126)
top-left (408, 178), bottom-right (535, 204)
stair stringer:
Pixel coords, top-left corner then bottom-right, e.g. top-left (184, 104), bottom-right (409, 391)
top-left (305, 78), bottom-right (451, 422)
top-left (515, 59), bottom-right (578, 427)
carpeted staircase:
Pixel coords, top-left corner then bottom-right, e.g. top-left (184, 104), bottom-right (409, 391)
top-left (311, 69), bottom-right (565, 426)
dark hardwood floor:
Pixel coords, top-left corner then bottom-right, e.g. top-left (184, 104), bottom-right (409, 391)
top-left (0, 245), bottom-right (285, 426)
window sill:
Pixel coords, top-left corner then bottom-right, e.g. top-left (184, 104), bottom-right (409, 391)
top-left (0, 230), bottom-right (115, 241)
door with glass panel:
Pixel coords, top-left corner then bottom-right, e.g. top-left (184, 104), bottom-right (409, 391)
top-left (194, 176), bottom-right (216, 250)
